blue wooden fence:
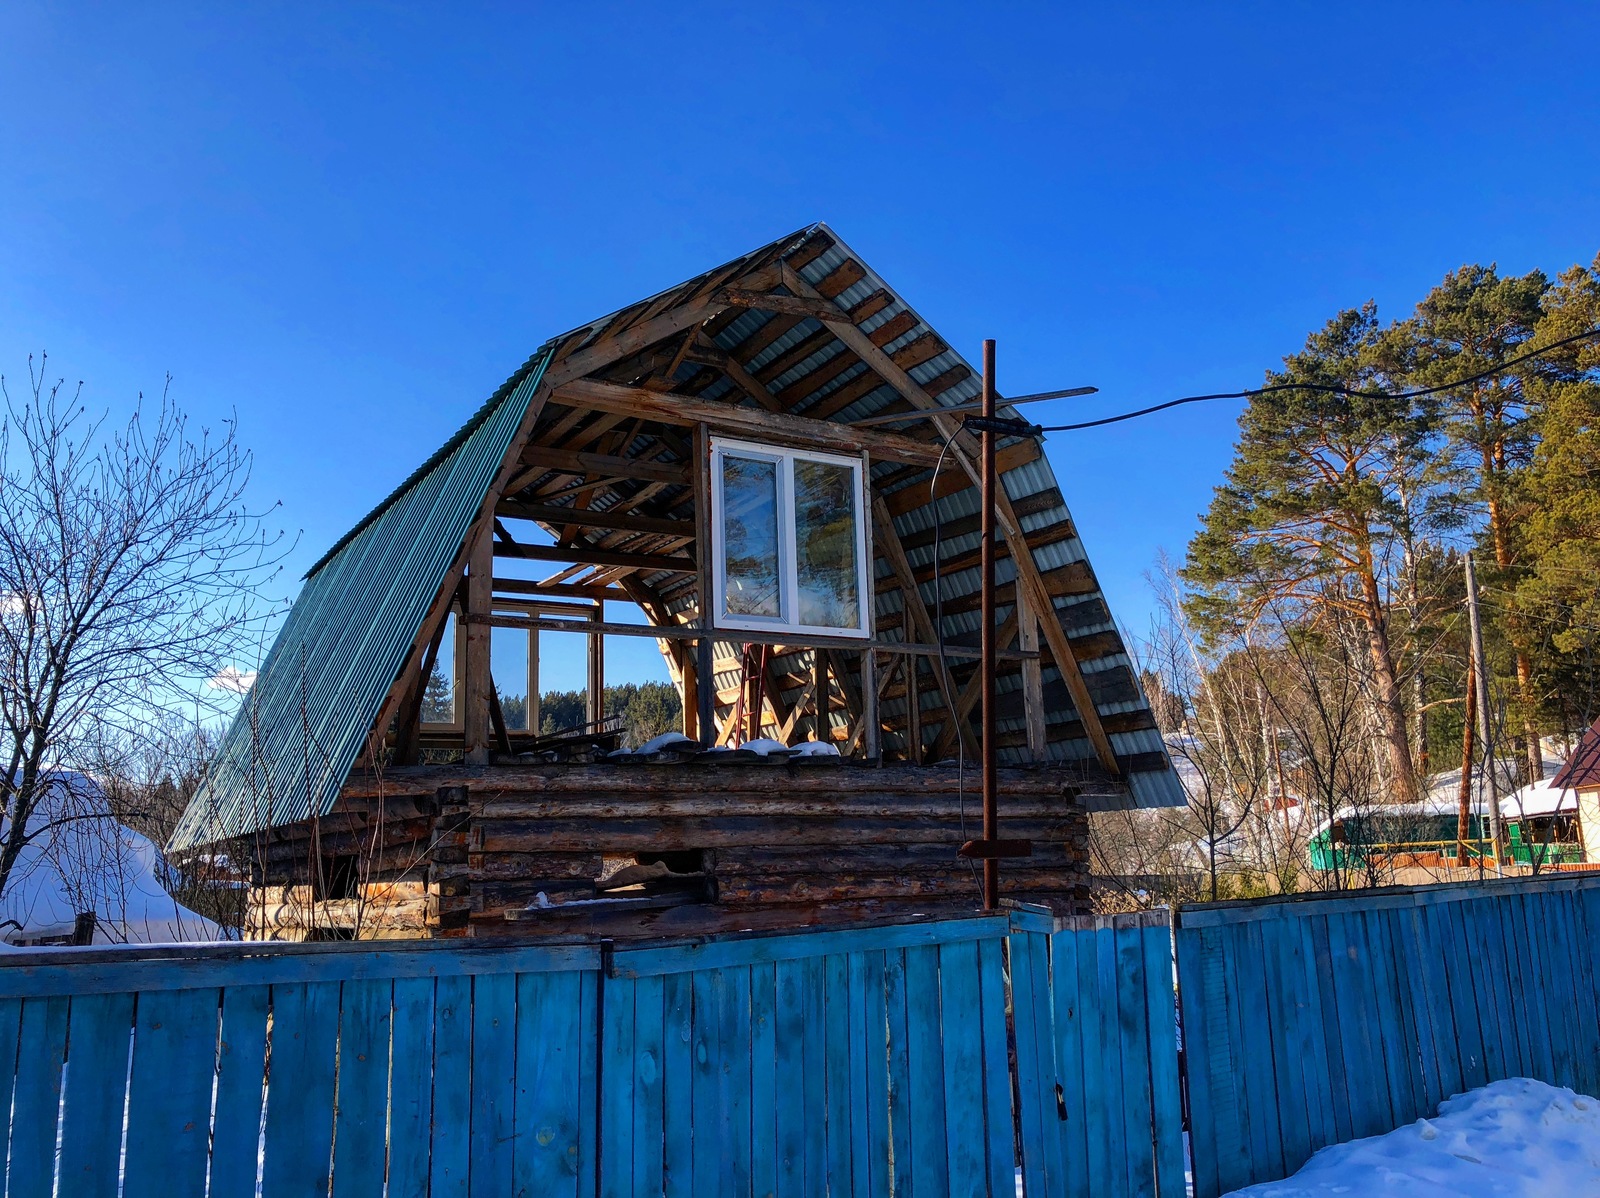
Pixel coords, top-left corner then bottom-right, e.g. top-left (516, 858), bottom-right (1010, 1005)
top-left (33, 871), bottom-right (1591, 1198)
top-left (1009, 908), bottom-right (1186, 1198)
top-left (0, 913), bottom-right (1036, 1197)
top-left (1174, 871), bottom-right (1600, 1198)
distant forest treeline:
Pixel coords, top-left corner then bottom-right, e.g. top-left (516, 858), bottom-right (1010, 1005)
top-left (422, 670), bottom-right (682, 748)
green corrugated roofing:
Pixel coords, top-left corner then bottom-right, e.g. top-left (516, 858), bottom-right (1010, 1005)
top-left (168, 349), bottom-right (550, 852)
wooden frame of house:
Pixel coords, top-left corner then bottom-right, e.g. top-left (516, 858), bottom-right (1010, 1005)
top-left (169, 224), bottom-right (1182, 940)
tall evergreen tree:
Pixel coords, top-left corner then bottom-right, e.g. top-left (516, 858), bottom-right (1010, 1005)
top-left (1515, 255), bottom-right (1600, 727)
top-left (1405, 263), bottom-right (1551, 781)
top-left (1185, 305), bottom-right (1436, 802)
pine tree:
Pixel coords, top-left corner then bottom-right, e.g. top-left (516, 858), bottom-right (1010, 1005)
top-left (1406, 263), bottom-right (1551, 780)
top-left (1184, 304), bottom-right (1436, 803)
top-left (1515, 255), bottom-right (1600, 728)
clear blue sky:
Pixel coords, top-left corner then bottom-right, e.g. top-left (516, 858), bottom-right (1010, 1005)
top-left (4, 2), bottom-right (1598, 693)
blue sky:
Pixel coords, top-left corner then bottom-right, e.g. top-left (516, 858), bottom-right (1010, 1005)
top-left (4, 2), bottom-right (1598, 693)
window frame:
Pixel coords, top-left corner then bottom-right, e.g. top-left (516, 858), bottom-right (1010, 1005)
top-left (709, 436), bottom-right (872, 639)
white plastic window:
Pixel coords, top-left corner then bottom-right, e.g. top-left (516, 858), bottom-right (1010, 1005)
top-left (710, 438), bottom-right (870, 638)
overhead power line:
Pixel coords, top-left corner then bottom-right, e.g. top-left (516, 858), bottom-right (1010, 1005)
top-left (1035, 324), bottom-right (1600, 434)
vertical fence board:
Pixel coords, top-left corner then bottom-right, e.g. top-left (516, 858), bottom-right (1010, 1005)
top-left (937, 938), bottom-right (987, 1198)
top-left (57, 991), bottom-right (134, 1198)
top-left (845, 952), bottom-right (874, 1198)
top-left (0, 998), bottom-right (22, 1194)
top-left (749, 963), bottom-right (778, 1198)
top-left (1259, 917), bottom-right (1307, 1175)
top-left (629, 974), bottom-right (665, 1198)
top-left (824, 954), bottom-right (854, 1195)
top-left (660, 970), bottom-right (694, 1198)
top-left (598, 973), bottom-right (635, 1198)
top-left (1114, 921), bottom-right (1155, 1198)
top-left (978, 937), bottom-right (1016, 1198)
top-left (1053, 928), bottom-right (1091, 1198)
top-left (690, 970), bottom-right (725, 1196)
top-left (1011, 927), bottom-right (1049, 1196)
top-left (514, 970), bottom-right (588, 1198)
top-left (884, 948), bottom-right (914, 1198)
top-left (262, 982), bottom-right (340, 1198)
top-left (331, 978), bottom-right (394, 1198)
top-left (861, 950), bottom-right (893, 1198)
top-left (722, 966), bottom-right (754, 1198)
top-left (122, 987), bottom-right (219, 1198)
top-left (388, 977), bottom-right (436, 1198)
top-left (210, 984), bottom-right (270, 1198)
top-left (1141, 923), bottom-right (1185, 1198)
top-left (774, 958), bottom-right (807, 1198)
top-left (1172, 926), bottom-right (1211, 1198)
top-left (9, 996), bottom-right (69, 1198)
top-left (801, 956), bottom-right (828, 1197)
top-left (470, 973), bottom-right (516, 1198)
top-left (905, 943), bottom-right (949, 1196)
top-left (431, 974), bottom-right (473, 1198)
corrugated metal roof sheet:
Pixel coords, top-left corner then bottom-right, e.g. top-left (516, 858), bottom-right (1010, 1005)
top-left (168, 352), bottom-right (550, 851)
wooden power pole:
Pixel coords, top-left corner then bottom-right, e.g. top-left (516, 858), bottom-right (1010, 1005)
top-left (1464, 554), bottom-right (1504, 873)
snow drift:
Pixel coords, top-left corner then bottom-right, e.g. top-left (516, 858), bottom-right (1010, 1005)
top-left (1223, 1078), bottom-right (1600, 1198)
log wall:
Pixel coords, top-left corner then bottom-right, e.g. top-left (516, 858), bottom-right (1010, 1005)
top-left (247, 761), bottom-right (1090, 940)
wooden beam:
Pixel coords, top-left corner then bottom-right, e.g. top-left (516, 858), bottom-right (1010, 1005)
top-left (492, 540), bottom-right (695, 574)
top-left (1017, 598), bottom-right (1048, 762)
top-left (496, 499), bottom-right (695, 539)
top-left (464, 526), bottom-right (493, 766)
top-left (783, 261), bottom-right (1121, 776)
top-left (491, 578), bottom-right (628, 602)
top-left (462, 613), bottom-right (1034, 659)
top-left (553, 378), bottom-right (946, 467)
top-left (538, 263), bottom-right (779, 391)
top-left (515, 445), bottom-right (691, 486)
top-left (716, 287), bottom-right (842, 323)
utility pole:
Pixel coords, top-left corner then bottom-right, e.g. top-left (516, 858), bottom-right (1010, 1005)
top-left (980, 339), bottom-right (1000, 911)
top-left (1464, 553), bottom-right (1504, 874)
top-left (956, 340), bottom-right (1035, 908)
top-left (1456, 642), bottom-right (1478, 874)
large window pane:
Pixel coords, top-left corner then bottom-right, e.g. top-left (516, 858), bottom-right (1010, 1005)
top-left (794, 459), bottom-right (860, 629)
top-left (722, 454), bottom-right (781, 618)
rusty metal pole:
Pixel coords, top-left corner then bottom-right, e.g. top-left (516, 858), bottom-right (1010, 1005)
top-left (981, 339), bottom-right (999, 910)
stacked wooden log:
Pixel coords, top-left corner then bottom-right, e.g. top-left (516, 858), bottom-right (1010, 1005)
top-left (250, 760), bottom-right (1092, 940)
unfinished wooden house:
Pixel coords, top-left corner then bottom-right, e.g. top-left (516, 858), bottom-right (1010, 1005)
top-left (169, 224), bottom-right (1182, 939)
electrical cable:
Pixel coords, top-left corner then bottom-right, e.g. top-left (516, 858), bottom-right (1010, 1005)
top-left (1033, 324), bottom-right (1600, 434)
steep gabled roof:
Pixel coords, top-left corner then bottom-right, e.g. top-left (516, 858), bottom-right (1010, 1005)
top-left (172, 224), bottom-right (1181, 851)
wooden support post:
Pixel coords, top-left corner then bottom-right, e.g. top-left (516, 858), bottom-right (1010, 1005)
top-left (586, 606), bottom-right (604, 727)
top-left (464, 526), bottom-right (493, 766)
top-left (862, 647), bottom-right (880, 761)
top-left (1018, 598), bottom-right (1047, 763)
top-left (980, 339), bottom-right (999, 910)
top-left (693, 420), bottom-right (717, 747)
top-left (680, 643), bottom-right (699, 741)
top-left (907, 655), bottom-right (922, 764)
top-left (812, 648), bottom-right (829, 742)
top-left (697, 639), bottom-right (716, 747)
top-left (744, 646), bottom-right (762, 743)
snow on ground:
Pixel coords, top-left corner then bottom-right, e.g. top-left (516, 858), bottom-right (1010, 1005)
top-left (1223, 1079), bottom-right (1600, 1198)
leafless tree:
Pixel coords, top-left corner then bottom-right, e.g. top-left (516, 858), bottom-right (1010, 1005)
top-left (0, 355), bottom-right (287, 908)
